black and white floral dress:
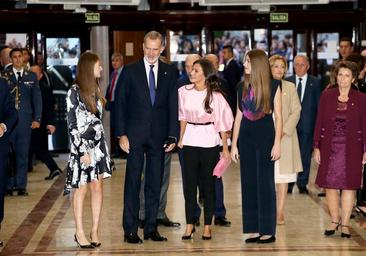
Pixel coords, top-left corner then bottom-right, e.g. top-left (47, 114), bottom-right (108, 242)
top-left (64, 84), bottom-right (111, 195)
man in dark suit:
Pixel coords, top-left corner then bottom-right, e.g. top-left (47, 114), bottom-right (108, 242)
top-left (115, 31), bottom-right (178, 244)
top-left (205, 53), bottom-right (232, 227)
top-left (339, 37), bottom-right (353, 60)
top-left (0, 77), bottom-right (17, 246)
top-left (105, 52), bottom-right (124, 158)
top-left (222, 45), bottom-right (243, 116)
top-left (286, 54), bottom-right (321, 194)
top-left (29, 65), bottom-right (62, 180)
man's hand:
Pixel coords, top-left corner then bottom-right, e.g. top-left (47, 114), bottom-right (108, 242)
top-left (47, 125), bottom-right (56, 134)
top-left (165, 143), bottom-right (176, 152)
top-left (31, 121), bottom-right (40, 129)
top-left (119, 135), bottom-right (130, 153)
top-left (163, 137), bottom-right (176, 152)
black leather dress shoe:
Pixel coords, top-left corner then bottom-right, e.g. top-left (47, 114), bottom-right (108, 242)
top-left (124, 233), bottom-right (143, 244)
top-left (298, 187), bottom-right (309, 194)
top-left (144, 231), bottom-right (167, 241)
top-left (157, 217), bottom-right (181, 227)
top-left (214, 217), bottom-right (231, 227)
top-left (17, 189), bottom-right (29, 196)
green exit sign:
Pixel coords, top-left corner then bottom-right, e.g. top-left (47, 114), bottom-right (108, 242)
top-left (85, 13), bottom-right (100, 24)
top-left (270, 13), bottom-right (288, 23)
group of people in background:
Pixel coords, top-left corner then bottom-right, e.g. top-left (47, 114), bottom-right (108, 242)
top-left (0, 45), bottom-right (64, 246)
top-left (1, 31), bottom-right (366, 248)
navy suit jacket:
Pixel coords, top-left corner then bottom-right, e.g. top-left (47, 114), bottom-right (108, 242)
top-left (223, 59), bottom-right (243, 92)
top-left (1, 69), bottom-right (42, 123)
top-left (0, 77), bottom-right (17, 148)
top-left (115, 59), bottom-right (178, 147)
top-left (286, 74), bottom-right (321, 134)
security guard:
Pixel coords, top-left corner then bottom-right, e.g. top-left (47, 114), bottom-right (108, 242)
top-left (1, 48), bottom-right (42, 196)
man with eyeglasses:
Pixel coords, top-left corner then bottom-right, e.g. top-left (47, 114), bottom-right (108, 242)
top-left (286, 55), bottom-right (321, 195)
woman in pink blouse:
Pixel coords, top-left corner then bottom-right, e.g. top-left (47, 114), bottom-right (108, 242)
top-left (178, 59), bottom-right (233, 240)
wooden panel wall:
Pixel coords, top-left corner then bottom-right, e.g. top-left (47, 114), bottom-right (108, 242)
top-left (113, 31), bottom-right (145, 65)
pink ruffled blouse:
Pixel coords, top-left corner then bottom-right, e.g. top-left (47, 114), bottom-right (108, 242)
top-left (178, 84), bottom-right (234, 148)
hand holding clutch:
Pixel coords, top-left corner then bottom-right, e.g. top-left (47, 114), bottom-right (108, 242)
top-left (213, 155), bottom-right (231, 178)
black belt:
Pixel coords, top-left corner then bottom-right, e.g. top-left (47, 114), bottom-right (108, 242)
top-left (187, 122), bottom-right (213, 126)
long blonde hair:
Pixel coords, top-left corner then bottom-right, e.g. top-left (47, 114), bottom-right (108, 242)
top-left (243, 49), bottom-right (271, 113)
top-left (76, 51), bottom-right (105, 114)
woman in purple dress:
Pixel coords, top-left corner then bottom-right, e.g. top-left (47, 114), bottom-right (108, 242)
top-left (313, 60), bottom-right (366, 238)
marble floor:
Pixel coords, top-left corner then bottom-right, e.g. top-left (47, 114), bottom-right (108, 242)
top-left (1, 153), bottom-right (366, 256)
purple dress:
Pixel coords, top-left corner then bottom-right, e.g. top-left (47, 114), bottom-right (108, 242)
top-left (319, 100), bottom-right (347, 189)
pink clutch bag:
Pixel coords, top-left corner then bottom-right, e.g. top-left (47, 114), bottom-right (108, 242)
top-left (213, 156), bottom-right (231, 178)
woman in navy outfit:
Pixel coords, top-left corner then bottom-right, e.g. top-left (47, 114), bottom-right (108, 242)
top-left (231, 49), bottom-right (282, 243)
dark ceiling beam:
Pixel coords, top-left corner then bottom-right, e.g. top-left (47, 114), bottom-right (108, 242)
top-left (0, 9), bottom-right (362, 31)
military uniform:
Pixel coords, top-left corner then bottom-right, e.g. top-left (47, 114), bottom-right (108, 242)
top-left (1, 69), bottom-right (42, 193)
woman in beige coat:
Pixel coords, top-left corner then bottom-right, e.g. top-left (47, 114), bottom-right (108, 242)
top-left (269, 55), bottom-right (303, 224)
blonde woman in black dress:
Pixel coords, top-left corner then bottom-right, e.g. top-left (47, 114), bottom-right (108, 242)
top-left (65, 52), bottom-right (112, 248)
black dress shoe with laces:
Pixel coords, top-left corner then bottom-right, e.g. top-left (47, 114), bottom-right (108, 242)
top-left (144, 231), bottom-right (167, 241)
top-left (157, 217), bottom-right (181, 227)
top-left (17, 189), bottom-right (29, 196)
top-left (214, 217), bottom-right (231, 227)
top-left (45, 169), bottom-right (62, 180)
top-left (124, 233), bottom-right (143, 244)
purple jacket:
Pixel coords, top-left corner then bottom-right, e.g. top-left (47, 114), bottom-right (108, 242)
top-left (313, 88), bottom-right (366, 189)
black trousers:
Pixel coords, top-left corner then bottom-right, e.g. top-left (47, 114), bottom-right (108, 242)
top-left (123, 137), bottom-right (164, 235)
top-left (29, 128), bottom-right (59, 173)
top-left (183, 145), bottom-right (219, 225)
top-left (239, 116), bottom-right (276, 236)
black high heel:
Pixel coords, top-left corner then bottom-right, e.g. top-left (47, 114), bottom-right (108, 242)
top-left (182, 227), bottom-right (195, 240)
top-left (324, 221), bottom-right (340, 236)
top-left (202, 229), bottom-right (212, 240)
top-left (340, 225), bottom-right (351, 238)
top-left (74, 234), bottom-right (95, 249)
top-left (90, 233), bottom-right (101, 247)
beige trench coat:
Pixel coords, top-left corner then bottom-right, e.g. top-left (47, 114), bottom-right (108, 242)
top-left (278, 80), bottom-right (303, 174)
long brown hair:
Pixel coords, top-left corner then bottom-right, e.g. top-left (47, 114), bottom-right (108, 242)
top-left (75, 51), bottom-right (105, 114)
top-left (243, 49), bottom-right (271, 113)
top-left (188, 59), bottom-right (222, 113)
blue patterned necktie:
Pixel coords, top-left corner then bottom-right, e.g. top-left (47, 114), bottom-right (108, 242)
top-left (149, 64), bottom-right (156, 105)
